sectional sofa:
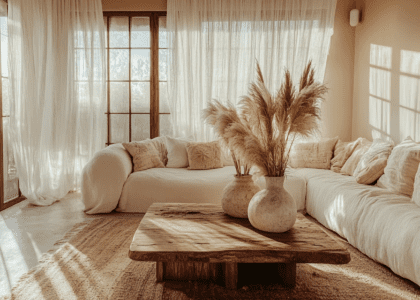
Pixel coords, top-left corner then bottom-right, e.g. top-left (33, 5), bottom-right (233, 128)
top-left (81, 139), bottom-right (420, 288)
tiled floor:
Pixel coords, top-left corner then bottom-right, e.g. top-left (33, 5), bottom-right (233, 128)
top-left (0, 192), bottom-right (99, 298)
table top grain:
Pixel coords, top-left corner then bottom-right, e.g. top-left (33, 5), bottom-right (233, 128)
top-left (129, 203), bottom-right (350, 264)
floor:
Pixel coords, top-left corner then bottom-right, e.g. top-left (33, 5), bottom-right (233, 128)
top-left (0, 192), bottom-right (110, 298)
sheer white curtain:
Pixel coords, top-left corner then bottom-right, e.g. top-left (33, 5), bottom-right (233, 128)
top-left (8, 0), bottom-right (106, 205)
top-left (167, 0), bottom-right (337, 141)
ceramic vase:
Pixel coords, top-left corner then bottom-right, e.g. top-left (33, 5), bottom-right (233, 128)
top-left (248, 176), bottom-right (297, 232)
top-left (221, 175), bottom-right (261, 218)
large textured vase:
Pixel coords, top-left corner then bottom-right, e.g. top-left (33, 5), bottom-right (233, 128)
top-left (221, 175), bottom-right (261, 218)
top-left (248, 176), bottom-right (297, 232)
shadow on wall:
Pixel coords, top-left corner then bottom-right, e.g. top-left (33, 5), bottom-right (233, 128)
top-left (368, 44), bottom-right (420, 142)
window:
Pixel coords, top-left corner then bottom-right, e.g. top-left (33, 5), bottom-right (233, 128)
top-left (0, 15), bottom-right (22, 211)
top-left (103, 12), bottom-right (170, 145)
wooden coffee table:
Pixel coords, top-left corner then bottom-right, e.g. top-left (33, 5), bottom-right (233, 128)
top-left (129, 203), bottom-right (350, 289)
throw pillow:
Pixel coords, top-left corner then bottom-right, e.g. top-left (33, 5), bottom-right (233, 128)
top-left (377, 136), bottom-right (420, 197)
top-left (123, 141), bottom-right (165, 172)
top-left (288, 137), bottom-right (338, 169)
top-left (340, 138), bottom-right (372, 176)
top-left (355, 156), bottom-right (388, 185)
top-left (186, 141), bottom-right (224, 170)
top-left (411, 165), bottom-right (420, 206)
top-left (353, 138), bottom-right (394, 177)
top-left (330, 138), bottom-right (362, 173)
top-left (166, 136), bottom-right (193, 168)
top-left (148, 136), bottom-right (168, 166)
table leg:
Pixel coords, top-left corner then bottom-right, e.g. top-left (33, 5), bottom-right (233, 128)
top-left (278, 263), bottom-right (296, 288)
top-left (224, 262), bottom-right (238, 290)
top-left (156, 261), bottom-right (164, 282)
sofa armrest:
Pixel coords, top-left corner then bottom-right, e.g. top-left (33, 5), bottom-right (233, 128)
top-left (82, 144), bottom-right (132, 214)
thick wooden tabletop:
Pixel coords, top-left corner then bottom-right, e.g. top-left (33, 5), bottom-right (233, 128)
top-left (129, 203), bottom-right (350, 264)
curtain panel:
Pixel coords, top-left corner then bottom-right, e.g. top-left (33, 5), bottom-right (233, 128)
top-left (8, 0), bottom-right (106, 205)
top-left (166, 0), bottom-right (337, 141)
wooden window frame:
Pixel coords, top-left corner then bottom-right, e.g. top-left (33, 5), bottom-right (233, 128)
top-left (103, 11), bottom-right (167, 145)
top-left (0, 15), bottom-right (25, 211)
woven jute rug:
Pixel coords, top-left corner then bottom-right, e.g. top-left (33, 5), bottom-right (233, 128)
top-left (2, 214), bottom-right (420, 300)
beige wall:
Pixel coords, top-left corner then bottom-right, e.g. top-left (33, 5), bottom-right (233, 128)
top-left (102, 0), bottom-right (166, 11)
top-left (322, 0), bottom-right (355, 141)
top-left (352, 0), bottom-right (420, 143)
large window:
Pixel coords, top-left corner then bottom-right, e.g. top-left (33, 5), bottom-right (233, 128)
top-left (0, 15), bottom-right (21, 211)
top-left (103, 12), bottom-right (170, 145)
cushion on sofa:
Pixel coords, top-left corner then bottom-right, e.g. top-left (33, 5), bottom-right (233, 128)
top-left (186, 141), bottom-right (224, 170)
top-left (340, 138), bottom-right (372, 176)
top-left (166, 136), bottom-right (193, 168)
top-left (411, 165), bottom-right (420, 206)
top-left (377, 136), bottom-right (420, 197)
top-left (123, 141), bottom-right (165, 172)
top-left (355, 156), bottom-right (388, 185)
top-left (330, 138), bottom-right (362, 173)
top-left (353, 138), bottom-right (394, 177)
top-left (288, 137), bottom-right (338, 169)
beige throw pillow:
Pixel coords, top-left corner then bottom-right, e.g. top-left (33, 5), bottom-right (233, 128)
top-left (411, 165), bottom-right (420, 206)
top-left (340, 138), bottom-right (372, 176)
top-left (330, 138), bottom-right (363, 173)
top-left (289, 137), bottom-right (338, 169)
top-left (166, 136), bottom-right (193, 168)
top-left (355, 156), bottom-right (388, 185)
top-left (186, 141), bottom-right (224, 170)
top-left (377, 137), bottom-right (420, 197)
top-left (123, 141), bottom-right (165, 172)
top-left (353, 139), bottom-right (394, 177)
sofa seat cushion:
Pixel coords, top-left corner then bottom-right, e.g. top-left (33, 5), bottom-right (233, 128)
top-left (117, 166), bottom-right (307, 213)
top-left (300, 168), bottom-right (420, 287)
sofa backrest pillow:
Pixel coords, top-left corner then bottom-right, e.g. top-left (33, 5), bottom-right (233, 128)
top-left (340, 138), bottom-right (372, 176)
top-left (149, 136), bottom-right (168, 166)
top-left (330, 138), bottom-right (362, 173)
top-left (411, 165), bottom-right (420, 206)
top-left (186, 141), bottom-right (224, 170)
top-left (355, 156), bottom-right (388, 185)
top-left (166, 136), bottom-right (194, 168)
top-left (288, 137), bottom-right (338, 169)
top-left (122, 140), bottom-right (165, 172)
top-left (377, 136), bottom-right (420, 197)
top-left (353, 138), bottom-right (394, 178)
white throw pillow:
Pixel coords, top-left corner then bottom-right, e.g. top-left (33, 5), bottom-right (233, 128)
top-left (340, 138), bottom-right (372, 176)
top-left (376, 137), bottom-right (420, 197)
top-left (353, 138), bottom-right (394, 177)
top-left (165, 136), bottom-right (193, 168)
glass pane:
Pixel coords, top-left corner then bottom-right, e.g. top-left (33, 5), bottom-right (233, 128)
top-left (5, 178), bottom-right (19, 203)
top-left (110, 49), bottom-right (129, 80)
top-left (2, 77), bottom-right (9, 116)
top-left (159, 49), bottom-right (168, 81)
top-left (131, 114), bottom-right (150, 141)
top-left (103, 16), bottom-right (108, 47)
top-left (132, 82), bottom-right (150, 113)
top-left (159, 114), bottom-right (172, 137)
top-left (1, 17), bottom-right (7, 77)
top-left (131, 17), bottom-right (150, 48)
top-left (110, 82), bottom-right (129, 113)
top-left (109, 16), bottom-right (129, 48)
top-left (131, 49), bottom-right (150, 81)
top-left (3, 117), bottom-right (17, 180)
top-left (159, 82), bottom-right (169, 113)
top-left (110, 114), bottom-right (129, 143)
top-left (159, 16), bottom-right (167, 48)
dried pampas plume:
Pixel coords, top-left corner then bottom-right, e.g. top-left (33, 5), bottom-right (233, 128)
top-left (202, 61), bottom-right (327, 177)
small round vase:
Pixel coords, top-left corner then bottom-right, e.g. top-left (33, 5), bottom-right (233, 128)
top-left (221, 175), bottom-right (261, 218)
top-left (248, 176), bottom-right (297, 232)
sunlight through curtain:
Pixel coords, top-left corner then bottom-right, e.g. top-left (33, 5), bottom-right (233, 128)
top-left (167, 0), bottom-right (337, 141)
top-left (8, 0), bottom-right (106, 205)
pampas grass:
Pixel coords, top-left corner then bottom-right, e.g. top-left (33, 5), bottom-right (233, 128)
top-left (202, 61), bottom-right (327, 177)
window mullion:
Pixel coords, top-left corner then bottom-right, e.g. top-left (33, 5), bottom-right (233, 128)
top-left (150, 13), bottom-right (159, 138)
top-left (129, 16), bottom-right (132, 142)
top-left (107, 17), bottom-right (111, 146)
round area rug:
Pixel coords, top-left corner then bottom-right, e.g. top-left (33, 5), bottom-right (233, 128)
top-left (2, 215), bottom-right (420, 300)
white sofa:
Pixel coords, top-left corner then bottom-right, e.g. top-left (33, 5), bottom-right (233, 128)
top-left (81, 143), bottom-right (420, 287)
top-left (81, 143), bottom-right (306, 214)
